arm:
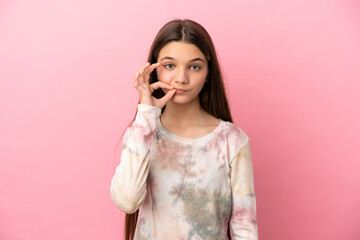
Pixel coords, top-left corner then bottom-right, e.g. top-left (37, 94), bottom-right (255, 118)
top-left (229, 139), bottom-right (259, 239)
top-left (110, 103), bottom-right (161, 214)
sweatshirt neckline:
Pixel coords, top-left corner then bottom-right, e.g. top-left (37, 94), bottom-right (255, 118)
top-left (157, 117), bottom-right (224, 144)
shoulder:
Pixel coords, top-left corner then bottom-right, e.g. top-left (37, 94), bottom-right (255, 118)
top-left (219, 120), bottom-right (250, 161)
top-left (221, 120), bottom-right (249, 145)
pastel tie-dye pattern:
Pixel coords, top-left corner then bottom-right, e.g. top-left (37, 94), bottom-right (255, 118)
top-left (110, 104), bottom-right (258, 240)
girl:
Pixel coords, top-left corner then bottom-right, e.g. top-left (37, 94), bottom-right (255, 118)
top-left (110, 19), bottom-right (258, 240)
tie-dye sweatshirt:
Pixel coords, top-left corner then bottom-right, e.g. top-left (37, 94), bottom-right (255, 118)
top-left (110, 103), bottom-right (258, 240)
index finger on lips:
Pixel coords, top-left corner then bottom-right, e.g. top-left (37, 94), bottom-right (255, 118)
top-left (157, 80), bottom-right (174, 89)
top-left (150, 81), bottom-right (175, 91)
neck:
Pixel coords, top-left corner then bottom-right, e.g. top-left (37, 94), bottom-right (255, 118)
top-left (160, 97), bottom-right (206, 128)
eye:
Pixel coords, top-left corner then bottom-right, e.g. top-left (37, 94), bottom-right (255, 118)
top-left (190, 65), bottom-right (201, 70)
top-left (164, 63), bottom-right (174, 69)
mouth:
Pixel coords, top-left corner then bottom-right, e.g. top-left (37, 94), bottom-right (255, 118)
top-left (175, 88), bottom-right (189, 94)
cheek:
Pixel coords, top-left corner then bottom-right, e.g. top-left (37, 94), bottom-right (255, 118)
top-left (156, 69), bottom-right (173, 83)
top-left (193, 71), bottom-right (208, 84)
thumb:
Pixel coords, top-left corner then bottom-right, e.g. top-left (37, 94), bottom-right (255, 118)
top-left (158, 88), bottom-right (176, 107)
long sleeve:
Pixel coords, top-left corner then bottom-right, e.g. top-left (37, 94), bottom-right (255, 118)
top-left (110, 103), bottom-right (161, 214)
top-left (229, 138), bottom-right (259, 239)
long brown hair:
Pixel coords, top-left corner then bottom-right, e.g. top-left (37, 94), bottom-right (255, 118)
top-left (115, 18), bottom-right (234, 240)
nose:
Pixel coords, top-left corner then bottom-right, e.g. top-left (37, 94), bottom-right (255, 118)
top-left (174, 67), bottom-right (188, 84)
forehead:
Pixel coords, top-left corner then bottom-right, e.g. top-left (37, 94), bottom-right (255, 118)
top-left (158, 41), bottom-right (206, 61)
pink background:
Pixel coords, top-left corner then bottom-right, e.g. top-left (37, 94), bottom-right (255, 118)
top-left (1, 0), bottom-right (359, 239)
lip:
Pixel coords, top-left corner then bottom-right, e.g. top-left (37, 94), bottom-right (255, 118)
top-left (175, 88), bottom-right (189, 94)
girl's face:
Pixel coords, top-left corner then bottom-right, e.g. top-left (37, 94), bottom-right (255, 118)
top-left (156, 41), bottom-right (208, 105)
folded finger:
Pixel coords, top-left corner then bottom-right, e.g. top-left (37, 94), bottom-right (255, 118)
top-left (138, 62), bottom-right (150, 76)
top-left (143, 63), bottom-right (161, 84)
top-left (133, 71), bottom-right (139, 87)
top-left (144, 62), bottom-right (160, 77)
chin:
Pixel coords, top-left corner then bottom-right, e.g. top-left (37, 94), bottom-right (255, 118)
top-left (169, 95), bottom-right (198, 105)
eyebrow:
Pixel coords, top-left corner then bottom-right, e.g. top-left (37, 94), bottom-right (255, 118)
top-left (159, 56), bottom-right (206, 62)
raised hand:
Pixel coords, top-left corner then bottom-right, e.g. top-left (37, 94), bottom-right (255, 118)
top-left (134, 62), bottom-right (176, 109)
